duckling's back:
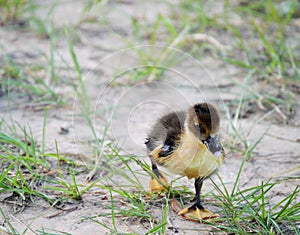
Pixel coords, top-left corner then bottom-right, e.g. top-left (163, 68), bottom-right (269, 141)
top-left (145, 111), bottom-right (186, 155)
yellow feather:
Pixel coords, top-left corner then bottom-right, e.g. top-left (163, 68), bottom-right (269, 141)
top-left (149, 128), bottom-right (224, 179)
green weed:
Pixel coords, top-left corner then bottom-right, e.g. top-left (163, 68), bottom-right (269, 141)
top-left (210, 175), bottom-right (300, 234)
top-left (127, 14), bottom-right (190, 82)
top-left (0, 121), bottom-right (51, 212)
top-left (0, 0), bottom-right (28, 24)
top-left (0, 56), bottom-right (65, 106)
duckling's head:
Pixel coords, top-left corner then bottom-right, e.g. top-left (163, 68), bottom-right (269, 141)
top-left (187, 103), bottom-right (220, 141)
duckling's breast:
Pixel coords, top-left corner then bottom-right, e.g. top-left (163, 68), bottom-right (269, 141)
top-left (149, 132), bottom-right (224, 179)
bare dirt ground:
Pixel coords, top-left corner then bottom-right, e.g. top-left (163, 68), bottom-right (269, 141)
top-left (0, 0), bottom-right (300, 234)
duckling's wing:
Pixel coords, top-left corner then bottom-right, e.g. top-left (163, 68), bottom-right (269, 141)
top-left (146, 111), bottom-right (186, 155)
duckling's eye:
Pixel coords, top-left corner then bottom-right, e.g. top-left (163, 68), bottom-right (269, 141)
top-left (194, 123), bottom-right (205, 133)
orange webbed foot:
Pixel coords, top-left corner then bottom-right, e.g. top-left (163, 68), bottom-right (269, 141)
top-left (149, 173), bottom-right (168, 192)
top-left (171, 198), bottom-right (218, 222)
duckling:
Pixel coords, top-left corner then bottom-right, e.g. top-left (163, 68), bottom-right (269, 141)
top-left (145, 103), bottom-right (225, 222)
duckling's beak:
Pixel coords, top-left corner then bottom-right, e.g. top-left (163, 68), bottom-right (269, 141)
top-left (202, 135), bottom-right (223, 157)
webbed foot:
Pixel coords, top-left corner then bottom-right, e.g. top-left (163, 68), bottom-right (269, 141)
top-left (149, 173), bottom-right (168, 192)
top-left (171, 198), bottom-right (218, 222)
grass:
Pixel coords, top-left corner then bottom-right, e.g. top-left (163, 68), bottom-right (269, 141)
top-left (174, 0), bottom-right (299, 121)
top-left (227, 1), bottom-right (299, 118)
top-left (0, 0), bottom-right (300, 234)
top-left (0, 55), bottom-right (64, 106)
top-left (121, 14), bottom-right (190, 83)
top-left (0, 121), bottom-right (51, 212)
top-left (210, 179), bottom-right (300, 234)
top-left (0, 1), bottom-right (76, 107)
top-left (0, 0), bottom-right (28, 24)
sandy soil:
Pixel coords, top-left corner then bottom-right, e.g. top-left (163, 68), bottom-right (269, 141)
top-left (0, 0), bottom-right (300, 234)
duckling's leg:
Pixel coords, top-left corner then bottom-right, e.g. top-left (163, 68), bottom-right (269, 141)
top-left (149, 159), bottom-right (168, 192)
top-left (172, 177), bottom-right (218, 222)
